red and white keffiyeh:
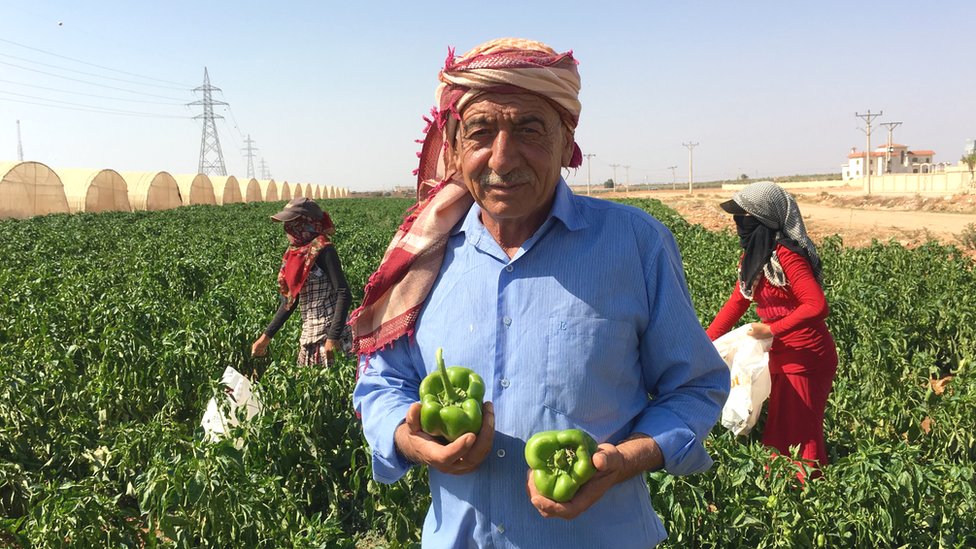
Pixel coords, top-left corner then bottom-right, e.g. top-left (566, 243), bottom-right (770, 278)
top-left (349, 38), bottom-right (583, 358)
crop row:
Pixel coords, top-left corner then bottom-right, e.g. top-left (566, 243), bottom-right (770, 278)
top-left (0, 198), bottom-right (973, 547)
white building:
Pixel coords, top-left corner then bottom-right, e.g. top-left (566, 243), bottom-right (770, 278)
top-left (841, 144), bottom-right (937, 181)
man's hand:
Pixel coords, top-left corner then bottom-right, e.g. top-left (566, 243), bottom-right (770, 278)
top-left (527, 434), bottom-right (662, 519)
top-left (394, 401), bottom-right (495, 475)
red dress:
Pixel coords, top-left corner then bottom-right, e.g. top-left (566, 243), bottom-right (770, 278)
top-left (707, 244), bottom-right (838, 470)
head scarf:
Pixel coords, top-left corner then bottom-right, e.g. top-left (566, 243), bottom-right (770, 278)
top-left (277, 213), bottom-right (334, 308)
top-left (348, 38), bottom-right (583, 357)
top-left (727, 181), bottom-right (823, 299)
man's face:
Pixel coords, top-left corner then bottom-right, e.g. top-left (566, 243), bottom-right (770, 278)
top-left (453, 93), bottom-right (574, 228)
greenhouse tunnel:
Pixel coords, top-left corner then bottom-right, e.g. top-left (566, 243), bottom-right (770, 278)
top-left (173, 174), bottom-right (216, 206)
top-left (60, 168), bottom-right (131, 213)
top-left (122, 171), bottom-right (182, 211)
top-left (0, 161), bottom-right (70, 219)
top-left (211, 175), bottom-right (242, 205)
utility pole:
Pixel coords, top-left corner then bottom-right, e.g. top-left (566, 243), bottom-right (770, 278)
top-left (879, 121), bottom-right (902, 173)
top-left (682, 142), bottom-right (699, 193)
top-left (667, 165), bottom-right (678, 191)
top-left (609, 163), bottom-right (620, 192)
top-left (189, 67), bottom-right (228, 176)
top-left (16, 120), bottom-right (23, 161)
top-left (584, 153), bottom-right (596, 195)
top-left (855, 110), bottom-right (882, 194)
top-left (259, 158), bottom-right (272, 180)
top-left (242, 135), bottom-right (258, 179)
top-left (623, 165), bottom-right (631, 193)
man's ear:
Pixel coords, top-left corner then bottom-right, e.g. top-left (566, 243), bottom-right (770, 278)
top-left (560, 128), bottom-right (576, 166)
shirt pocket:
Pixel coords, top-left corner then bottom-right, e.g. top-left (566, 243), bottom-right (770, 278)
top-left (544, 316), bottom-right (639, 423)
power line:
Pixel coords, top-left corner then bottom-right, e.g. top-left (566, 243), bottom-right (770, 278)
top-left (0, 60), bottom-right (190, 101)
top-left (583, 153), bottom-right (596, 195)
top-left (0, 51), bottom-right (190, 91)
top-left (0, 77), bottom-right (187, 105)
top-left (855, 110), bottom-right (883, 194)
top-left (682, 142), bottom-right (699, 193)
top-left (242, 135), bottom-right (258, 179)
top-left (0, 37), bottom-right (192, 88)
top-left (879, 121), bottom-right (902, 174)
top-left (17, 120), bottom-right (23, 161)
top-left (0, 91), bottom-right (191, 118)
top-left (189, 67), bottom-right (228, 176)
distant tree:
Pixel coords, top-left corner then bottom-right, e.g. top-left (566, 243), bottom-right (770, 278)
top-left (962, 153), bottom-right (976, 182)
top-left (739, 174), bottom-right (749, 180)
top-left (603, 179), bottom-right (615, 189)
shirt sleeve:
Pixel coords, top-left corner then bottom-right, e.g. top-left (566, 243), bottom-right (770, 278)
top-left (317, 246), bottom-right (352, 340)
top-left (706, 281), bottom-right (751, 340)
top-left (352, 338), bottom-right (423, 483)
top-left (631, 228), bottom-right (731, 476)
top-left (264, 293), bottom-right (297, 338)
top-left (767, 245), bottom-right (829, 336)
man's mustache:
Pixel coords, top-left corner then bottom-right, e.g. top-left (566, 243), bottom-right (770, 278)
top-left (478, 170), bottom-right (533, 187)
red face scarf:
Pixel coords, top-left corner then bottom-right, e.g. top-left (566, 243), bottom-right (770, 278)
top-left (277, 213), bottom-right (334, 308)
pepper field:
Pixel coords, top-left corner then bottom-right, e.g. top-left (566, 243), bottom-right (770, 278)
top-left (1, 197), bottom-right (974, 547)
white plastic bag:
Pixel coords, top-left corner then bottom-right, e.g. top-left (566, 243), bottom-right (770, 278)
top-left (713, 325), bottom-right (772, 436)
top-left (200, 366), bottom-right (263, 445)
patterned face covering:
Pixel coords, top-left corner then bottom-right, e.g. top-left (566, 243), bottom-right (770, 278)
top-left (278, 215), bottom-right (334, 307)
top-left (729, 182), bottom-right (823, 299)
top-left (284, 219), bottom-right (320, 246)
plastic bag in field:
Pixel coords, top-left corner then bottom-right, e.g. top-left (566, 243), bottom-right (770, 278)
top-left (200, 366), bottom-right (263, 446)
top-left (713, 325), bottom-right (772, 436)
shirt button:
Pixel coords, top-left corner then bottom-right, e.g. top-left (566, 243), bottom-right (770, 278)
top-left (503, 316), bottom-right (512, 326)
top-left (496, 449), bottom-right (506, 458)
top-left (500, 378), bottom-right (510, 388)
top-left (505, 265), bottom-right (513, 272)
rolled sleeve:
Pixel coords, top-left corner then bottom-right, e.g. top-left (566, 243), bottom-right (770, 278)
top-left (352, 340), bottom-right (422, 483)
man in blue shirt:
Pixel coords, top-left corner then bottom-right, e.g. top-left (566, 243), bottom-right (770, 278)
top-left (350, 37), bottom-right (730, 548)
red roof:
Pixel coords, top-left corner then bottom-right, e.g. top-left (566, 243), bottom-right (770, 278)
top-left (908, 150), bottom-right (935, 156)
top-left (848, 152), bottom-right (885, 159)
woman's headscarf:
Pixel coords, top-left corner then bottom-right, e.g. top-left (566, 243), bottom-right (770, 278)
top-left (348, 38), bottom-right (583, 357)
top-left (727, 181), bottom-right (823, 299)
top-left (277, 214), bottom-right (334, 308)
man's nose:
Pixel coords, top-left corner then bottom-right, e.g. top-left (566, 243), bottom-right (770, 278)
top-left (488, 131), bottom-right (519, 175)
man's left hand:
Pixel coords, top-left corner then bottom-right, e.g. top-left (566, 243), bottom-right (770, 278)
top-left (526, 442), bottom-right (624, 519)
top-left (526, 434), bottom-right (662, 519)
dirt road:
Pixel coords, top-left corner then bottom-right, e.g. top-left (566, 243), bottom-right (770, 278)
top-left (600, 187), bottom-right (976, 249)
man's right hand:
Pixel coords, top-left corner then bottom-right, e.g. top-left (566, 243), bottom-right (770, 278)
top-left (394, 401), bottom-right (495, 475)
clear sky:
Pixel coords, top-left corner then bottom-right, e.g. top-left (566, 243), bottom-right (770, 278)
top-left (1, 0), bottom-right (973, 192)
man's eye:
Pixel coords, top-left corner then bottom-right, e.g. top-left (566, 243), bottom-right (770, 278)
top-left (465, 128), bottom-right (492, 139)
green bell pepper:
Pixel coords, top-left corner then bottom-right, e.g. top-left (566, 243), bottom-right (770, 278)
top-left (419, 348), bottom-right (485, 442)
top-left (524, 429), bottom-right (598, 502)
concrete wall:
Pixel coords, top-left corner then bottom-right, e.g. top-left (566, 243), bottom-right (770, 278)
top-left (723, 179), bottom-right (848, 191)
top-left (722, 168), bottom-right (975, 196)
top-left (860, 167), bottom-right (973, 195)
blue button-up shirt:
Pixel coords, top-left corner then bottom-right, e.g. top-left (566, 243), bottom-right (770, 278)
top-left (353, 180), bottom-right (730, 549)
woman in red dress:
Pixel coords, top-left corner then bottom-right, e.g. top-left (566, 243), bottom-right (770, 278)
top-left (707, 182), bottom-right (837, 478)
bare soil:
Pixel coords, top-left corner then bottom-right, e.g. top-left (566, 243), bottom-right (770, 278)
top-left (606, 186), bottom-right (976, 253)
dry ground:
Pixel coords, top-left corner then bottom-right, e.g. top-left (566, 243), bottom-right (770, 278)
top-left (602, 186), bottom-right (976, 252)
